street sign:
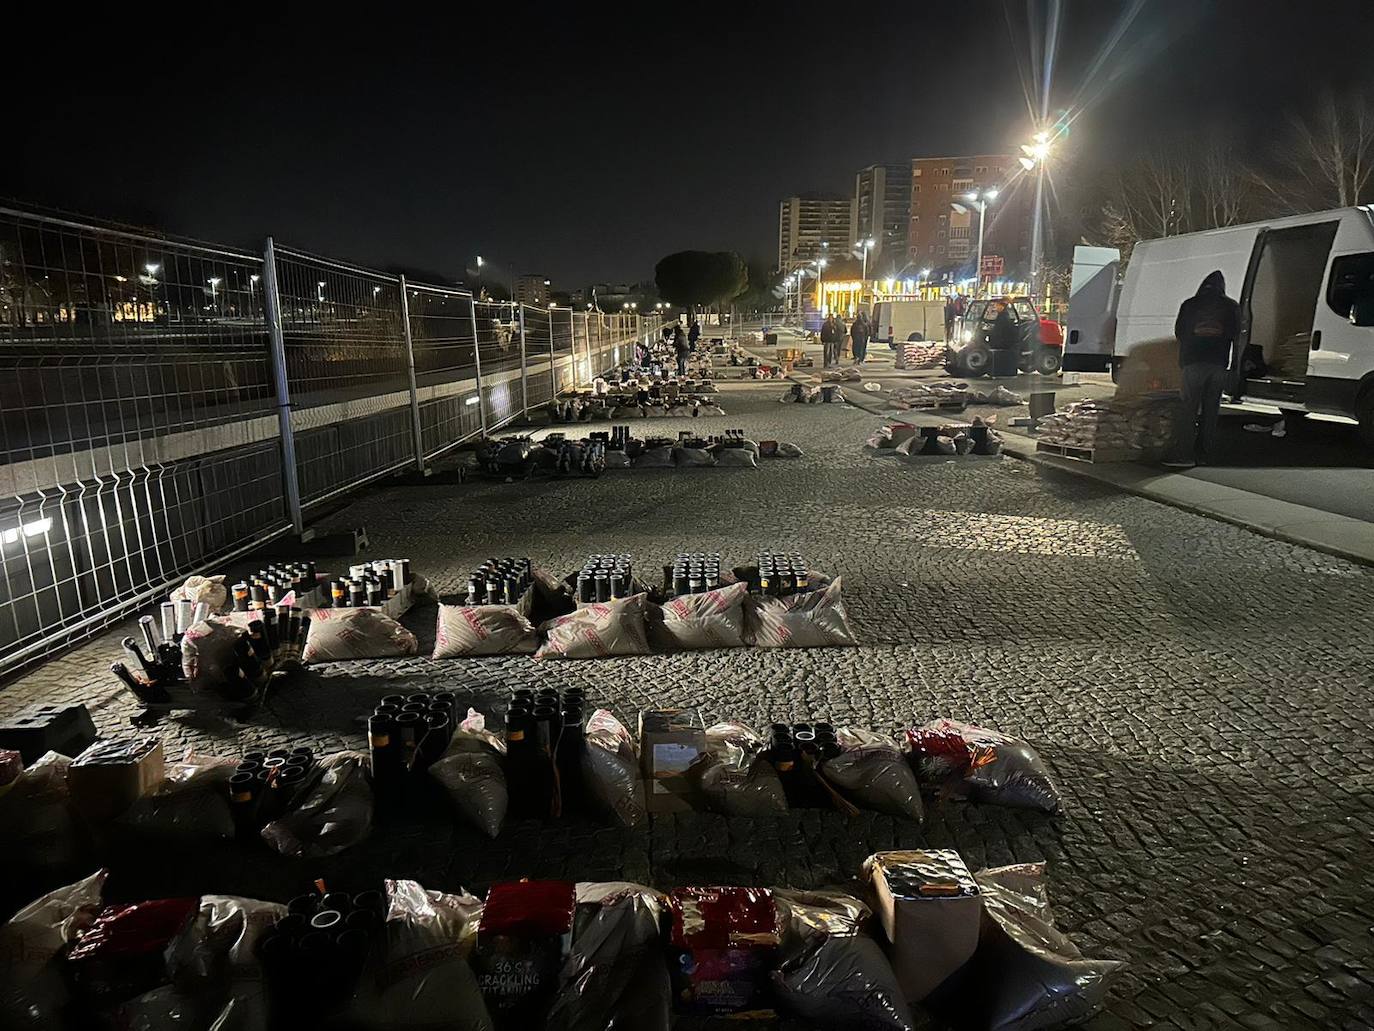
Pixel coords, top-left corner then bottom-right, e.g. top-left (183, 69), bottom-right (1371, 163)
top-left (980, 255), bottom-right (1004, 278)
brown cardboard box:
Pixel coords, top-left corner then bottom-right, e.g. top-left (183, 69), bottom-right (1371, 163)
top-left (638, 708), bottom-right (704, 814)
top-left (68, 737), bottom-right (164, 823)
top-left (863, 849), bottom-right (982, 1002)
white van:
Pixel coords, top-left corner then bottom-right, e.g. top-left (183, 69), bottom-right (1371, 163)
top-left (1063, 207), bottom-right (1374, 444)
top-left (872, 299), bottom-right (948, 347)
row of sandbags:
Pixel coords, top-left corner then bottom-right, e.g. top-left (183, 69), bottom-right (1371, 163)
top-left (433, 712), bottom-right (1061, 841)
top-left (302, 575), bottom-right (855, 664)
top-left (896, 340), bottom-right (947, 369)
top-left (0, 856), bottom-right (1121, 1031)
top-left (780, 382), bottom-right (848, 404)
top-left (1034, 394), bottom-right (1176, 452)
top-left (888, 382), bottom-right (1025, 409)
top-left (866, 420), bottom-right (1004, 458)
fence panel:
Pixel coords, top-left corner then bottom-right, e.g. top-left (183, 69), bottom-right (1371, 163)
top-left (473, 300), bottom-right (523, 430)
top-left (0, 207), bottom-right (287, 671)
top-left (407, 283), bottom-right (482, 458)
top-left (551, 308), bottom-right (575, 396)
top-left (522, 305), bottom-right (554, 410)
top-left (270, 248), bottom-right (414, 506)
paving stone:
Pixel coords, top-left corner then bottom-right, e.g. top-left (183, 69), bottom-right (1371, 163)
top-left (1, 380), bottom-right (1371, 1024)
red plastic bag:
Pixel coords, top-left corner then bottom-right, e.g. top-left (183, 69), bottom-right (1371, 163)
top-left (906, 719), bottom-right (1061, 813)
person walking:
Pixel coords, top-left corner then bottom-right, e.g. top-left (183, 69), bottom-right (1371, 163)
top-left (850, 310), bottom-right (871, 365)
top-left (1164, 270), bottom-right (1239, 468)
top-left (688, 319), bottom-right (701, 352)
top-left (819, 313), bottom-right (841, 368)
top-left (672, 322), bottom-right (690, 377)
top-left (944, 296), bottom-right (957, 341)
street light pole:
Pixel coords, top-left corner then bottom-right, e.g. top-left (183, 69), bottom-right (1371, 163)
top-left (965, 189), bottom-right (998, 297)
top-left (860, 238), bottom-right (873, 307)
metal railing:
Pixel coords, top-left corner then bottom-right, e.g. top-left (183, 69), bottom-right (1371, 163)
top-left (0, 204), bottom-right (654, 675)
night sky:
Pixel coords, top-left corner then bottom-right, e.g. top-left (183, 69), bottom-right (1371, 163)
top-left (5, 1), bottom-right (1370, 286)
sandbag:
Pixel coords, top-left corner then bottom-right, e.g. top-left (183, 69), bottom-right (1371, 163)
top-left (647, 582), bottom-right (748, 651)
top-left (581, 710), bottom-right (644, 827)
top-left (906, 719), bottom-right (1061, 813)
top-left (535, 595), bottom-right (651, 660)
top-left (181, 619), bottom-right (247, 688)
top-left (635, 446), bottom-right (673, 468)
top-left (924, 863), bottom-right (1123, 1031)
top-left (545, 883), bottom-right (669, 1031)
top-left (695, 722), bottom-right (786, 816)
top-left (430, 710), bottom-right (508, 838)
top-left (934, 434), bottom-right (957, 455)
top-left (822, 728), bottom-right (924, 822)
top-left (672, 447), bottom-right (716, 467)
top-left (432, 604), bottom-right (539, 658)
top-left (344, 879), bottom-right (492, 1030)
top-left (302, 607), bottom-right (418, 664)
top-left (747, 578), bottom-right (857, 648)
top-left (603, 451), bottom-right (631, 469)
top-left (169, 574), bottom-right (228, 613)
top-left (696, 403), bottom-right (726, 416)
top-left (774, 934), bottom-right (915, 1031)
top-left (259, 752), bottom-right (373, 858)
top-left (0, 752), bottom-right (86, 897)
top-left (116, 753), bottom-right (237, 843)
top-left (0, 870), bottom-right (106, 1030)
top-left (713, 448), bottom-right (757, 468)
top-left (777, 441), bottom-right (804, 458)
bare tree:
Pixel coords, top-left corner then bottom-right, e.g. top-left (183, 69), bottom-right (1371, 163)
top-left (1095, 136), bottom-right (1253, 264)
top-left (1257, 89), bottom-right (1374, 212)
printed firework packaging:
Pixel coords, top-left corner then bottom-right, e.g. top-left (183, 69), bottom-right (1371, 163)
top-left (667, 886), bottom-right (779, 1015)
top-left (432, 604), bottom-right (539, 658)
top-left (535, 594), bottom-right (651, 660)
top-left (68, 737), bottom-right (164, 823)
top-left (638, 708), bottom-right (705, 814)
top-left (473, 880), bottom-right (575, 1028)
top-left (862, 850), bottom-right (982, 1002)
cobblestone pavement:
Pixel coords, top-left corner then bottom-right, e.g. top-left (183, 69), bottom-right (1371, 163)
top-left (4, 379), bottom-right (1374, 1029)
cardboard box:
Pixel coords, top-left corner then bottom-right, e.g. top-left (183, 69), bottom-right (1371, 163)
top-left (638, 708), bottom-right (704, 814)
top-left (863, 849), bottom-right (982, 1002)
top-left (68, 737), bottom-right (164, 823)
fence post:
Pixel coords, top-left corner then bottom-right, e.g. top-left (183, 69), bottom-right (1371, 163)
top-left (546, 308), bottom-right (556, 400)
top-left (469, 294), bottom-right (487, 436)
top-left (518, 303), bottom-right (529, 420)
top-left (398, 275), bottom-right (426, 472)
top-left (263, 236), bottom-right (306, 538)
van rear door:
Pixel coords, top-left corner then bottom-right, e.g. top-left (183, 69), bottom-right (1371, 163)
top-left (1064, 245), bottom-right (1120, 372)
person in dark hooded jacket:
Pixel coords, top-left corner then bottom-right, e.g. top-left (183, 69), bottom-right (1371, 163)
top-left (1164, 270), bottom-right (1239, 467)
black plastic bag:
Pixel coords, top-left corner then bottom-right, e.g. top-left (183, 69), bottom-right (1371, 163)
top-left (430, 711), bottom-right (508, 838)
top-left (260, 752), bottom-right (373, 859)
top-left (117, 753), bottom-right (237, 843)
top-left (822, 728), bottom-right (924, 822)
top-left (695, 722), bottom-right (786, 815)
top-left (581, 710), bottom-right (645, 827)
top-left (924, 863), bottom-right (1124, 1031)
top-left (906, 719), bottom-right (1061, 813)
top-left (545, 882), bottom-right (669, 1031)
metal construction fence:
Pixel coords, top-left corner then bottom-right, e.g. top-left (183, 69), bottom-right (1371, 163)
top-left (0, 205), bottom-right (654, 676)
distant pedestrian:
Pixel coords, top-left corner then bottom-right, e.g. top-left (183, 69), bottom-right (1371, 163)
top-left (672, 323), bottom-right (690, 377)
top-left (688, 319), bottom-right (701, 352)
top-left (850, 310), bottom-right (871, 364)
top-left (819, 313), bottom-right (843, 368)
top-left (944, 296), bottom-right (956, 341)
top-left (1164, 270), bottom-right (1239, 468)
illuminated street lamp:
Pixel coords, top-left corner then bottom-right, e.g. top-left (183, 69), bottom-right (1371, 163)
top-left (145, 263), bottom-right (160, 278)
top-left (1019, 130), bottom-right (1053, 298)
top-left (963, 190), bottom-right (998, 295)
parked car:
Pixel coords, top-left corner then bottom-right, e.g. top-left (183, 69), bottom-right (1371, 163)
top-left (946, 297), bottom-right (1064, 376)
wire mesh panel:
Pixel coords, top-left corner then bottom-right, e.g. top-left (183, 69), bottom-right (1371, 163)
top-left (0, 206), bottom-right (286, 673)
top-left (407, 283), bottom-right (482, 457)
top-left (522, 304), bottom-right (554, 409)
top-left (474, 299), bottom-right (523, 430)
top-left (270, 247), bottom-right (413, 505)
top-left (551, 308), bottom-right (575, 393)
